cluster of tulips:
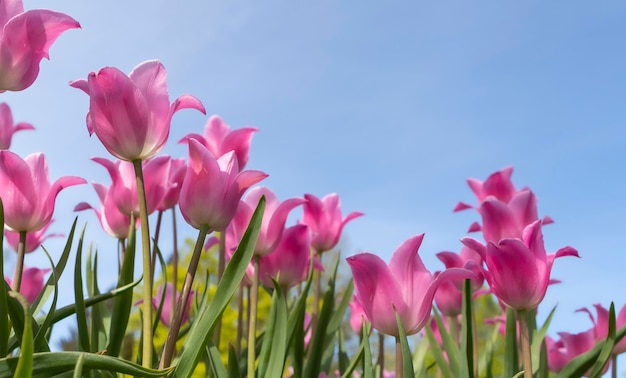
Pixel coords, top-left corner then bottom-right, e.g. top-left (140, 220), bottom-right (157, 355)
top-left (1, 0), bottom-right (625, 377)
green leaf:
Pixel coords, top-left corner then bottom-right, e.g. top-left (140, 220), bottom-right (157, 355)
top-left (394, 307), bottom-right (415, 378)
top-left (258, 279), bottom-right (288, 378)
top-left (432, 307), bottom-right (461, 375)
top-left (460, 279), bottom-right (474, 378)
top-left (0, 199), bottom-right (7, 357)
top-left (362, 322), bottom-right (374, 378)
top-left (72, 353), bottom-right (85, 378)
top-left (531, 305), bottom-right (556, 374)
top-left (424, 321), bottom-right (455, 378)
top-left (503, 307), bottom-right (519, 377)
top-left (74, 226), bottom-right (90, 352)
top-left (106, 218), bottom-right (136, 357)
top-left (205, 342), bottom-right (228, 378)
top-left (588, 302), bottom-right (616, 377)
top-left (286, 258), bottom-right (315, 377)
top-left (32, 248), bottom-right (59, 353)
top-left (8, 291), bottom-right (33, 378)
top-left (228, 344), bottom-right (241, 378)
top-left (537, 339), bottom-right (549, 378)
top-left (173, 196), bottom-right (265, 378)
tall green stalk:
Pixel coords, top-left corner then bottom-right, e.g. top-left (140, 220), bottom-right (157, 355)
top-left (247, 255), bottom-right (260, 378)
top-left (10, 231), bottom-right (27, 292)
top-left (518, 309), bottom-right (533, 378)
top-left (132, 159), bottom-right (154, 368)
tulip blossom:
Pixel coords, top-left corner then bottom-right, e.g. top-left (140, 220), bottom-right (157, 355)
top-left (545, 330), bottom-right (597, 373)
top-left (0, 0), bottom-right (79, 92)
top-left (75, 182), bottom-right (135, 239)
top-left (152, 283), bottom-right (193, 327)
top-left (302, 193), bottom-right (363, 253)
top-left (0, 151), bottom-right (85, 232)
top-left (5, 266), bottom-right (50, 304)
top-left (157, 157), bottom-right (186, 211)
top-left (454, 166), bottom-right (518, 211)
top-left (347, 234), bottom-right (475, 337)
top-left (578, 303), bottom-right (626, 355)
top-left (179, 139), bottom-right (267, 231)
top-left (92, 156), bottom-right (171, 217)
top-left (179, 115), bottom-right (257, 170)
top-left (349, 295), bottom-right (368, 335)
top-left (227, 186), bottom-right (305, 256)
top-left (258, 224), bottom-right (312, 289)
top-left (0, 103), bottom-right (34, 149)
top-left (5, 221), bottom-right (62, 253)
top-left (70, 60), bottom-right (205, 161)
top-left (462, 220), bottom-right (578, 311)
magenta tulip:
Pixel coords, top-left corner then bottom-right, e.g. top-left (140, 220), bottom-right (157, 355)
top-left (349, 295), bottom-right (368, 334)
top-left (157, 157), bottom-right (186, 211)
top-left (0, 0), bottom-right (79, 92)
top-left (462, 220), bottom-right (578, 311)
top-left (347, 234), bottom-right (475, 337)
top-left (5, 266), bottom-right (50, 304)
top-left (70, 60), bottom-right (205, 161)
top-left (579, 303), bottom-right (626, 355)
top-left (179, 115), bottom-right (257, 170)
top-left (302, 193), bottom-right (363, 253)
top-left (75, 182), bottom-right (135, 239)
top-left (179, 139), bottom-right (267, 231)
top-left (0, 103), bottom-right (34, 149)
top-left (152, 283), bottom-right (193, 327)
top-left (0, 151), bottom-right (85, 232)
top-left (454, 166), bottom-right (517, 211)
top-left (5, 221), bottom-right (62, 253)
top-left (258, 224), bottom-right (311, 289)
top-left (546, 330), bottom-right (597, 373)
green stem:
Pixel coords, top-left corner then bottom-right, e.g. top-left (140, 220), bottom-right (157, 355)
top-left (170, 207), bottom-right (179, 326)
top-left (517, 309), bottom-right (533, 378)
top-left (10, 231), bottom-right (27, 292)
top-left (312, 250), bottom-right (323, 333)
top-left (247, 255), bottom-right (260, 378)
top-left (612, 354), bottom-right (617, 378)
top-left (236, 283), bottom-right (245, 355)
top-left (159, 224), bottom-right (208, 369)
top-left (132, 159), bottom-right (153, 368)
top-left (150, 210), bottom-right (163, 280)
top-left (213, 232), bottom-right (226, 348)
top-left (395, 336), bottom-right (403, 378)
top-left (378, 332), bottom-right (385, 373)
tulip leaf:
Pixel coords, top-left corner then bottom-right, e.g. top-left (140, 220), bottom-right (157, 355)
top-left (588, 302), bottom-right (616, 377)
top-left (394, 307), bottom-right (415, 378)
top-left (173, 196), bottom-right (265, 378)
top-left (33, 248), bottom-right (59, 352)
top-left (8, 291), bottom-right (33, 378)
top-left (432, 307), bottom-right (461, 374)
top-left (228, 344), bottom-right (241, 378)
top-left (106, 217), bottom-right (136, 357)
top-left (151, 243), bottom-right (168, 335)
top-left (74, 225), bottom-right (90, 353)
top-left (286, 255), bottom-right (315, 377)
top-left (537, 339), bottom-right (549, 378)
top-left (460, 279), bottom-right (475, 378)
top-left (205, 342), bottom-right (228, 377)
top-left (0, 199), bottom-right (7, 356)
top-left (362, 322), bottom-right (374, 378)
top-left (339, 335), bottom-right (364, 378)
top-left (503, 307), bottom-right (519, 378)
top-left (258, 279), bottom-right (288, 378)
top-left (531, 305), bottom-right (556, 374)
top-left (72, 353), bottom-right (85, 378)
top-left (425, 321), bottom-right (455, 378)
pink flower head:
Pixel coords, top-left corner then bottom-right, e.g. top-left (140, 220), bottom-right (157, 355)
top-left (302, 193), bottom-right (363, 253)
top-left (462, 220), bottom-right (578, 311)
top-left (70, 60), bottom-right (206, 161)
top-left (228, 186), bottom-right (305, 256)
top-left (0, 151), bottom-right (85, 232)
top-left (436, 246), bottom-right (484, 291)
top-left (157, 157), bottom-right (186, 211)
top-left (179, 139), bottom-right (267, 231)
top-left (5, 266), bottom-right (50, 304)
top-left (75, 182), bottom-right (136, 239)
top-left (0, 103), bottom-right (34, 149)
top-left (349, 295), bottom-right (368, 335)
top-left (454, 166), bottom-right (517, 212)
top-left (0, 0), bottom-right (79, 92)
top-left (92, 156), bottom-right (171, 217)
top-left (258, 224), bottom-right (312, 289)
top-left (546, 329), bottom-right (598, 374)
top-left (5, 221), bottom-right (62, 253)
top-left (578, 303), bottom-right (626, 355)
top-left (347, 234), bottom-right (475, 337)
top-left (179, 115), bottom-right (257, 170)
top-left (152, 283), bottom-right (193, 327)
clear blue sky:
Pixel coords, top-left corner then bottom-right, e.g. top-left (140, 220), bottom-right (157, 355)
top-left (4, 0), bottom-right (626, 372)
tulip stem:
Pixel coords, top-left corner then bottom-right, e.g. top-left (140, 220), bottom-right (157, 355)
top-left (247, 255), bottom-right (260, 378)
top-left (150, 210), bottom-right (163, 280)
top-left (170, 207), bottom-right (179, 326)
top-left (378, 332), bottom-right (385, 373)
top-left (132, 159), bottom-right (154, 368)
top-left (213, 232), bottom-right (226, 348)
top-left (395, 336), bottom-right (403, 378)
top-left (236, 283), bottom-right (245, 355)
top-left (517, 309), bottom-right (533, 378)
top-left (612, 354), bottom-right (617, 378)
top-left (160, 224), bottom-right (208, 369)
top-left (10, 231), bottom-right (27, 292)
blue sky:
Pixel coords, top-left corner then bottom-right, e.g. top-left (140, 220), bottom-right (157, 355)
top-left (4, 0), bottom-right (626, 371)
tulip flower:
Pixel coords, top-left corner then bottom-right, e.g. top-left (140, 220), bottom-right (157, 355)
top-left (179, 115), bottom-right (257, 170)
top-left (545, 330), bottom-right (597, 373)
top-left (578, 303), bottom-right (626, 355)
top-left (75, 182), bottom-right (135, 239)
top-left (349, 295), bottom-right (368, 335)
top-left (5, 221), bottom-right (62, 253)
top-left (0, 103), bottom-right (34, 149)
top-left (0, 151), bottom-right (85, 232)
top-left (347, 234), bottom-right (475, 337)
top-left (302, 193), bottom-right (363, 253)
top-left (5, 266), bottom-right (50, 304)
top-left (179, 139), bottom-right (267, 231)
top-left (70, 60), bottom-right (205, 161)
top-left (0, 0), bottom-right (79, 92)
top-left (454, 166), bottom-right (517, 211)
top-left (152, 283), bottom-right (193, 328)
top-left (462, 220), bottom-right (578, 311)
top-left (157, 157), bottom-right (186, 211)
top-left (258, 224), bottom-right (312, 289)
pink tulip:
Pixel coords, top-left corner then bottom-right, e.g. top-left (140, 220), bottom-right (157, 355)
top-left (70, 60), bottom-right (205, 161)
top-left (0, 151), bottom-right (85, 232)
top-left (578, 303), bottom-right (626, 355)
top-left (75, 182), bottom-right (136, 239)
top-left (462, 220), bottom-right (578, 311)
top-left (228, 186), bottom-right (305, 256)
top-left (179, 139), bottom-right (267, 231)
top-left (349, 295), bottom-right (368, 335)
top-left (92, 156), bottom-right (171, 217)
top-left (454, 166), bottom-right (517, 211)
top-left (179, 115), bottom-right (257, 170)
top-left (0, 103), bottom-right (34, 149)
top-left (157, 157), bottom-right (186, 211)
top-left (302, 193), bottom-right (363, 253)
top-left (347, 234), bottom-right (475, 337)
top-left (5, 266), bottom-right (50, 304)
top-left (436, 246), bottom-right (484, 291)
top-left (258, 224), bottom-right (311, 289)
top-left (546, 329), bottom-right (597, 373)
top-left (151, 283), bottom-right (193, 327)
top-left (0, 0), bottom-right (79, 92)
top-left (5, 221), bottom-right (62, 253)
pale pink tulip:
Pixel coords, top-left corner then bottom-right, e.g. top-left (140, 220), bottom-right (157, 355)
top-left (0, 0), bottom-right (79, 92)
top-left (75, 182), bottom-right (135, 239)
top-left (349, 295), bottom-right (368, 335)
top-left (347, 234), bottom-right (475, 337)
top-left (179, 139), bottom-right (267, 231)
top-left (5, 221), bottom-right (62, 253)
top-left (157, 157), bottom-right (186, 211)
top-left (302, 193), bottom-right (363, 253)
top-left (152, 283), bottom-right (193, 327)
top-left (0, 103), bottom-right (34, 149)
top-left (546, 330), bottom-right (598, 374)
top-left (462, 220), bottom-right (578, 311)
top-left (578, 303), bottom-right (626, 355)
top-left (0, 151), bottom-right (85, 232)
top-left (5, 266), bottom-right (50, 304)
top-left (258, 224), bottom-right (311, 289)
top-left (70, 60), bottom-right (205, 161)
top-left (179, 115), bottom-right (257, 170)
